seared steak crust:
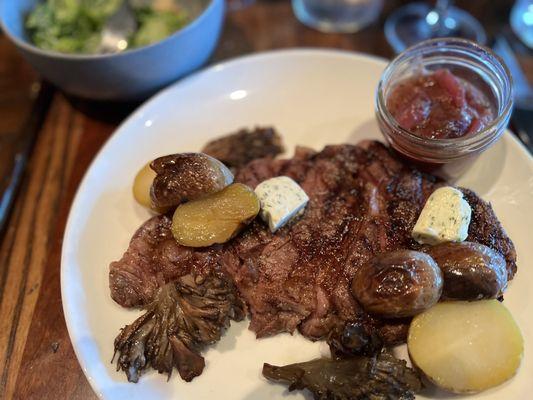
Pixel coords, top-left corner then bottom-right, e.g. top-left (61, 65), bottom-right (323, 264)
top-left (109, 141), bottom-right (517, 344)
top-left (202, 127), bottom-right (285, 169)
top-left (462, 189), bottom-right (517, 279)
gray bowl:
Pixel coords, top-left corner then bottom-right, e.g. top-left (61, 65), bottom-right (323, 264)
top-left (0, 0), bottom-right (224, 101)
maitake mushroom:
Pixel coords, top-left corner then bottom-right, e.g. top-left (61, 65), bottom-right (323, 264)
top-left (113, 272), bottom-right (245, 383)
top-left (263, 350), bottom-right (422, 400)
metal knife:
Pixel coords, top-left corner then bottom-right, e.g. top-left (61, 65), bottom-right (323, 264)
top-left (494, 34), bottom-right (533, 153)
top-left (0, 82), bottom-right (54, 237)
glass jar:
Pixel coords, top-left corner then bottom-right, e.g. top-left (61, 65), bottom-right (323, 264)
top-left (375, 38), bottom-right (513, 179)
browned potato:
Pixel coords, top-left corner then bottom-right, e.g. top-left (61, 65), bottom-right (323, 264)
top-left (150, 153), bottom-right (234, 208)
top-left (352, 250), bottom-right (443, 318)
top-left (132, 163), bottom-right (169, 213)
top-left (425, 242), bottom-right (507, 300)
top-left (172, 183), bottom-right (260, 247)
top-left (133, 163), bottom-right (155, 208)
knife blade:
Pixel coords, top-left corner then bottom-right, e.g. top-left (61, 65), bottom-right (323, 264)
top-left (494, 34), bottom-right (533, 154)
top-left (0, 82), bottom-right (54, 238)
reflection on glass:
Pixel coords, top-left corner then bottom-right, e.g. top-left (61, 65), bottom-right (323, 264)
top-left (292, 0), bottom-right (383, 33)
top-left (511, 0), bottom-right (533, 49)
top-left (385, 1), bottom-right (487, 54)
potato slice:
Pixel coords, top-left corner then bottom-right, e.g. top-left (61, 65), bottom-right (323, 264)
top-left (408, 300), bottom-right (523, 394)
top-left (172, 183), bottom-right (260, 247)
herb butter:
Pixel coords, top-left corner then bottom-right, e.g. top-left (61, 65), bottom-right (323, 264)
top-left (255, 176), bottom-right (309, 233)
top-left (412, 187), bottom-right (471, 245)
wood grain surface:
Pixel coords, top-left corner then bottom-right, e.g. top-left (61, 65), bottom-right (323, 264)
top-left (0, 1), bottom-right (518, 398)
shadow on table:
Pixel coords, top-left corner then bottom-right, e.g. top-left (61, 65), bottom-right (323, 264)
top-left (65, 94), bottom-right (143, 125)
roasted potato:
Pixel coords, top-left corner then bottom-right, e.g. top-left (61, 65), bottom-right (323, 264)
top-left (425, 242), bottom-right (507, 300)
top-left (352, 250), bottom-right (443, 318)
top-left (133, 163), bottom-right (155, 209)
top-left (172, 183), bottom-right (260, 247)
top-left (408, 300), bottom-right (523, 393)
top-left (132, 163), bottom-right (170, 213)
top-left (150, 153), bottom-right (234, 208)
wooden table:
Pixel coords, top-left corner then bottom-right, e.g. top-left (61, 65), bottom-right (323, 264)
top-left (0, 1), bottom-right (518, 398)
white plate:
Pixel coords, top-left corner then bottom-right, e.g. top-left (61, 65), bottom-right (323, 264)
top-left (61, 49), bottom-right (533, 400)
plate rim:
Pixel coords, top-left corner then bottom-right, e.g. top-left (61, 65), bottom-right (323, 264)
top-left (60, 48), bottom-right (533, 399)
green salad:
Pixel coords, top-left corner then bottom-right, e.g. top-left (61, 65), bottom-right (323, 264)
top-left (25, 0), bottom-right (189, 54)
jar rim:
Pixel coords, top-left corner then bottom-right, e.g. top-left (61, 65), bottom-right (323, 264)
top-left (376, 37), bottom-right (514, 152)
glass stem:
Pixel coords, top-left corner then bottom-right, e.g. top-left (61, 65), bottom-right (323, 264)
top-left (435, 0), bottom-right (452, 15)
top-left (433, 0), bottom-right (453, 35)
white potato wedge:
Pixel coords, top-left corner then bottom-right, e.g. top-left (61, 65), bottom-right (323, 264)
top-left (408, 300), bottom-right (523, 394)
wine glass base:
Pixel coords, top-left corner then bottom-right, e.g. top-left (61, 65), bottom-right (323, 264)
top-left (292, 0), bottom-right (383, 34)
top-left (385, 2), bottom-right (487, 54)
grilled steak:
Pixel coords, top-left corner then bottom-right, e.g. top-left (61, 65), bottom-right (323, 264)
top-left (109, 216), bottom-right (220, 308)
top-left (202, 127), bottom-right (284, 169)
top-left (109, 141), bottom-right (517, 344)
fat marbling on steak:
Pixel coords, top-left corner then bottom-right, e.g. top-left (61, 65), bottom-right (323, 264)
top-left (109, 141), bottom-right (517, 344)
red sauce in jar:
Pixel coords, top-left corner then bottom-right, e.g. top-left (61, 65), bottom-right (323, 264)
top-left (386, 69), bottom-right (494, 139)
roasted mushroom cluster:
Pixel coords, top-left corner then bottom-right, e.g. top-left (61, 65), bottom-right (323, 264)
top-left (114, 273), bottom-right (245, 383)
top-left (263, 350), bottom-right (422, 400)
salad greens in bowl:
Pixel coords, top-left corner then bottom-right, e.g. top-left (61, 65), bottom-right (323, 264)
top-left (25, 0), bottom-right (190, 54)
top-left (0, 0), bottom-right (224, 100)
